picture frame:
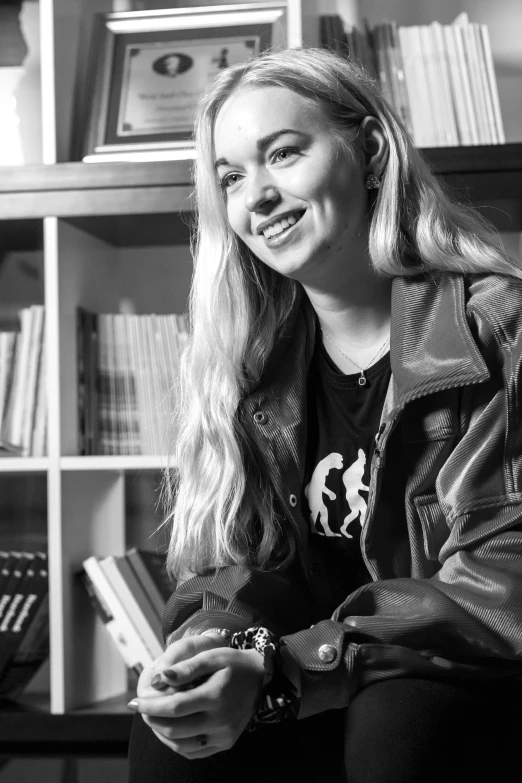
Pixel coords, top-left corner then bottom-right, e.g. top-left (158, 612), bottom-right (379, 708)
top-left (76, 3), bottom-right (292, 163)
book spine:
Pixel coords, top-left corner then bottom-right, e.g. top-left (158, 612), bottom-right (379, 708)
top-left (388, 21), bottom-right (413, 134)
top-left (123, 314), bottom-right (141, 455)
top-left (76, 308), bottom-right (87, 456)
top-left (430, 22), bottom-right (459, 146)
top-left (478, 24), bottom-right (505, 144)
top-left (0, 552), bottom-right (33, 624)
top-left (125, 548), bottom-right (169, 626)
top-left (80, 571), bottom-right (143, 677)
top-left (82, 556), bottom-right (154, 668)
top-left (32, 331), bottom-right (47, 457)
top-left (0, 552), bottom-right (46, 679)
top-left (471, 23), bottom-right (497, 144)
top-left (452, 23), bottom-right (480, 145)
top-left (100, 556), bottom-right (164, 658)
top-left (98, 314), bottom-right (112, 455)
top-left (22, 305), bottom-right (45, 457)
top-left (88, 310), bottom-right (100, 455)
top-left (7, 307), bottom-right (33, 449)
top-left (113, 554), bottom-right (164, 642)
top-left (0, 593), bottom-right (49, 699)
top-left (0, 555), bottom-right (49, 699)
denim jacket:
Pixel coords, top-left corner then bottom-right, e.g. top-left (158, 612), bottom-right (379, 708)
top-left (163, 271), bottom-right (522, 719)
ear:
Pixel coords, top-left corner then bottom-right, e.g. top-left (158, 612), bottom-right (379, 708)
top-left (358, 116), bottom-right (389, 177)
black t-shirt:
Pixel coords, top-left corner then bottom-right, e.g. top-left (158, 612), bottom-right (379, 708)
top-left (302, 336), bottom-right (391, 620)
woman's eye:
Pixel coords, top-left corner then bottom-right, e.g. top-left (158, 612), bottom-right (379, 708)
top-left (272, 147), bottom-right (298, 163)
top-left (219, 172), bottom-right (241, 190)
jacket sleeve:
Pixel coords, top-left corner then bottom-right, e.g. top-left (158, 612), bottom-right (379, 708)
top-left (162, 565), bottom-right (314, 645)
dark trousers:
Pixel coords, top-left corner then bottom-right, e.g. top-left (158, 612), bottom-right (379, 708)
top-left (127, 676), bottom-right (522, 782)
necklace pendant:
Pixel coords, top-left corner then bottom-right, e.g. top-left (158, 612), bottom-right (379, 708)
top-left (358, 373), bottom-right (367, 387)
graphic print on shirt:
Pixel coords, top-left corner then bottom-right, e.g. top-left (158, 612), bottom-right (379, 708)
top-left (305, 448), bottom-right (369, 539)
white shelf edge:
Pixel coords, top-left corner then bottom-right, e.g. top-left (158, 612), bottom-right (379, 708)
top-left (60, 456), bottom-right (172, 471)
top-left (0, 457), bottom-right (49, 472)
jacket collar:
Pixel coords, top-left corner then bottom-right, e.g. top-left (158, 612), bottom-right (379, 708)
top-left (292, 271), bottom-right (490, 408)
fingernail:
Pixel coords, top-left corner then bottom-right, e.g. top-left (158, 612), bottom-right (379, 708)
top-left (127, 699), bottom-right (140, 711)
top-left (162, 668), bottom-right (178, 682)
top-left (151, 674), bottom-right (170, 691)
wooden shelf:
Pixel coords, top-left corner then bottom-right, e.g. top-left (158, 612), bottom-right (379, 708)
top-left (0, 692), bottom-right (134, 757)
top-left (0, 160), bottom-right (194, 221)
top-left (0, 145), bottom-right (521, 233)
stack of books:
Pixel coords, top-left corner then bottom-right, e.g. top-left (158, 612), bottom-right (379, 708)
top-left (0, 305), bottom-right (47, 457)
top-left (320, 12), bottom-right (504, 147)
top-left (81, 548), bottom-right (173, 677)
top-left (77, 309), bottom-right (189, 456)
top-left (0, 550), bottom-right (49, 701)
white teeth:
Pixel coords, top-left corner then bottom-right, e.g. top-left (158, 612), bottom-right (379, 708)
top-left (262, 211), bottom-right (303, 239)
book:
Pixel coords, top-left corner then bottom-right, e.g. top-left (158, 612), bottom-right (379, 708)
top-left (478, 24), bottom-right (505, 144)
top-left (430, 21), bottom-right (459, 146)
top-left (112, 553), bottom-right (165, 643)
top-left (0, 552), bottom-right (48, 681)
top-left (0, 552), bottom-right (34, 624)
top-left (82, 555), bottom-right (154, 668)
top-left (31, 316), bottom-right (47, 457)
top-left (0, 333), bottom-right (17, 427)
top-left (79, 570), bottom-right (143, 678)
top-left (386, 21), bottom-right (413, 134)
top-left (0, 553), bottom-right (49, 699)
top-left (21, 305), bottom-right (45, 457)
top-left (125, 548), bottom-right (172, 627)
top-left (99, 555), bottom-right (164, 658)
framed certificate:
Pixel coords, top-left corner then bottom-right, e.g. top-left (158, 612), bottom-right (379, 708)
top-left (76, 4), bottom-right (291, 162)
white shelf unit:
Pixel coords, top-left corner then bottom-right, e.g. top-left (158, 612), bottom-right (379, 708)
top-left (0, 0), bottom-right (319, 715)
top-left (0, 459), bottom-right (49, 473)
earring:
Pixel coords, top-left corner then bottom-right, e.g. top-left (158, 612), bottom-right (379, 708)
top-left (365, 173), bottom-right (381, 190)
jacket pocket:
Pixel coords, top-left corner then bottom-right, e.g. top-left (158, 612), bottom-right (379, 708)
top-left (414, 494), bottom-right (451, 562)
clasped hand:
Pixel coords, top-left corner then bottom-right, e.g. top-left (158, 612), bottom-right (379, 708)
top-left (129, 633), bottom-right (265, 758)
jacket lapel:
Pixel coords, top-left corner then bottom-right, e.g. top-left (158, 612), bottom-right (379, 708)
top-left (390, 272), bottom-right (490, 407)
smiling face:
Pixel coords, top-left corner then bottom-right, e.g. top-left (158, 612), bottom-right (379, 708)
top-left (213, 85), bottom-right (371, 286)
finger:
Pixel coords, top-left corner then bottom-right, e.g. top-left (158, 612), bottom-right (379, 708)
top-left (160, 648), bottom-right (227, 687)
top-left (129, 683), bottom-right (215, 719)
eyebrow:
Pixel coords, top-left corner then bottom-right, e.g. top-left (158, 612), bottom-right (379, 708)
top-left (214, 128), bottom-right (308, 170)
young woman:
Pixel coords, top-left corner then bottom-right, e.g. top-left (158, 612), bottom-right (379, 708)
top-left (127, 47), bottom-right (522, 782)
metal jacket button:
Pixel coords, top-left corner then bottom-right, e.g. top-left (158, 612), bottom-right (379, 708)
top-left (289, 494), bottom-right (297, 507)
top-left (318, 644), bottom-right (337, 663)
top-left (253, 411), bottom-right (268, 425)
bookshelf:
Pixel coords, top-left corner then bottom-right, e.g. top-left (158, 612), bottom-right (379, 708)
top-left (0, 0), bottom-right (521, 761)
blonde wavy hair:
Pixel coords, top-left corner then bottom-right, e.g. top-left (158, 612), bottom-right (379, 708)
top-left (160, 46), bottom-right (521, 583)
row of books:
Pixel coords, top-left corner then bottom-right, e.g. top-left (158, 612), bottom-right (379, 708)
top-left (0, 550), bottom-right (49, 701)
top-left (320, 13), bottom-right (504, 148)
top-left (81, 548), bottom-right (173, 677)
top-left (0, 305), bottom-right (47, 458)
top-left (77, 309), bottom-right (189, 456)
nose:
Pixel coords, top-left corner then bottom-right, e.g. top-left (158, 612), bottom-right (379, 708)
top-left (245, 174), bottom-right (280, 213)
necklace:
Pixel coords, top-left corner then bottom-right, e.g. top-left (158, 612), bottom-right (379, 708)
top-left (321, 328), bottom-right (390, 386)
